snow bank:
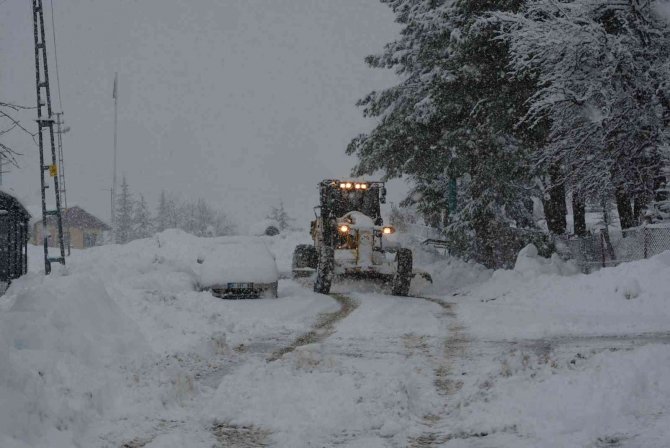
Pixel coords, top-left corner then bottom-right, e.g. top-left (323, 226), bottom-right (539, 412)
top-left (56, 229), bottom-right (332, 353)
top-left (451, 345), bottom-right (670, 447)
top-left (6, 230), bottom-right (339, 447)
top-left (513, 244), bottom-right (580, 276)
top-left (0, 271), bottom-right (148, 447)
top-left (407, 240), bottom-right (492, 296)
top-left (457, 247), bottom-right (670, 339)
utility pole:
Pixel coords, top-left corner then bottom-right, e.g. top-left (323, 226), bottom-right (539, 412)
top-left (32, 0), bottom-right (66, 274)
top-left (55, 112), bottom-right (70, 255)
top-left (111, 72), bottom-right (118, 240)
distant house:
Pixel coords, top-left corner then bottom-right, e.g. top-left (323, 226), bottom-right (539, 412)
top-left (32, 206), bottom-right (110, 249)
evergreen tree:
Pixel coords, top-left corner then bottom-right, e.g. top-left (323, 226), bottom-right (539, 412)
top-left (133, 194), bottom-right (153, 240)
top-left (154, 192), bottom-right (236, 237)
top-left (180, 201), bottom-right (198, 235)
top-left (114, 176), bottom-right (134, 244)
top-left (495, 0), bottom-right (670, 229)
top-left (166, 197), bottom-right (179, 229)
top-left (194, 199), bottom-right (215, 236)
top-left (266, 201), bottom-right (293, 231)
top-left (212, 210), bottom-right (236, 236)
top-left (348, 0), bottom-right (546, 267)
top-left (155, 190), bottom-right (170, 232)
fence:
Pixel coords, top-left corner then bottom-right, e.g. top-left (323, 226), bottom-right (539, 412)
top-left (557, 224), bottom-right (670, 272)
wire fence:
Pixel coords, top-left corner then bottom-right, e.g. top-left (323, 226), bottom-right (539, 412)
top-left (557, 225), bottom-right (670, 273)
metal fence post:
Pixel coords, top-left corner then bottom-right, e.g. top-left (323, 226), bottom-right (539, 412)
top-left (600, 232), bottom-right (606, 267)
top-left (644, 227), bottom-right (649, 259)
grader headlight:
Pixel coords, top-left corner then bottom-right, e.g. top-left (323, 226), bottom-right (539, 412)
top-left (382, 226), bottom-right (395, 235)
top-left (339, 225), bottom-right (350, 233)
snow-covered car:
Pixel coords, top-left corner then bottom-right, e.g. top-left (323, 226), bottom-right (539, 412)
top-left (198, 238), bottom-right (279, 299)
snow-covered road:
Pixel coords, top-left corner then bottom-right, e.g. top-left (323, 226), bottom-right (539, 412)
top-left (4, 233), bottom-right (670, 447)
top-left (104, 289), bottom-right (457, 448)
top-left (207, 291), bottom-right (455, 447)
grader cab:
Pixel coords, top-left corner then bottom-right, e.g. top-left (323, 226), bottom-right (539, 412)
top-left (292, 180), bottom-right (413, 296)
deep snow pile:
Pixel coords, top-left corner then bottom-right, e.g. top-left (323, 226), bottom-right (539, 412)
top-left (1, 229), bottom-right (334, 448)
top-left (0, 270), bottom-right (149, 448)
top-left (425, 244), bottom-right (670, 447)
top-left (454, 244), bottom-right (670, 339)
top-left (441, 340), bottom-right (670, 448)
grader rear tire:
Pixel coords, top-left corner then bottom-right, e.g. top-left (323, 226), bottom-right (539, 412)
top-left (391, 248), bottom-right (412, 296)
top-left (314, 246), bottom-right (334, 294)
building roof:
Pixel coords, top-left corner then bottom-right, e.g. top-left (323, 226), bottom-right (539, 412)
top-left (36, 206), bottom-right (110, 231)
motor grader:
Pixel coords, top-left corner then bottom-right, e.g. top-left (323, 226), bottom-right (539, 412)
top-left (292, 179), bottom-right (413, 296)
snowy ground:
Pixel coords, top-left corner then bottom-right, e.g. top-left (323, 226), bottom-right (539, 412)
top-left (2, 230), bottom-right (670, 447)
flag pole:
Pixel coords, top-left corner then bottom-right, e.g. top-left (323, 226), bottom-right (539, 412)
top-left (112, 72), bottom-right (118, 240)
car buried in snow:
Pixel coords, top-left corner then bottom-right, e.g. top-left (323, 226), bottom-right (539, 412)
top-left (197, 238), bottom-right (279, 299)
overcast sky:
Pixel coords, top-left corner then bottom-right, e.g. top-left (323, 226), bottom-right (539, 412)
top-left (0, 0), bottom-right (403, 229)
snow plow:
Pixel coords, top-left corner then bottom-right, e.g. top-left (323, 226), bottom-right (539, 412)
top-left (292, 179), bottom-right (413, 296)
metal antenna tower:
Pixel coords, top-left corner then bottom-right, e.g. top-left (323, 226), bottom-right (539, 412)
top-left (32, 0), bottom-right (66, 274)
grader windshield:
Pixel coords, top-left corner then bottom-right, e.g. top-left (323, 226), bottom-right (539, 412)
top-left (319, 180), bottom-right (385, 220)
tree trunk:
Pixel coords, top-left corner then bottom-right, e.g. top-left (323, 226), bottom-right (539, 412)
top-left (615, 188), bottom-right (636, 230)
top-left (572, 192), bottom-right (587, 236)
top-left (544, 166), bottom-right (567, 234)
top-left (633, 193), bottom-right (649, 226)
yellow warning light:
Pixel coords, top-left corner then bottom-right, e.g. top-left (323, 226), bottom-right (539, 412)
top-left (339, 225), bottom-right (350, 233)
top-left (382, 226), bottom-right (394, 235)
top-left (49, 164), bottom-right (58, 177)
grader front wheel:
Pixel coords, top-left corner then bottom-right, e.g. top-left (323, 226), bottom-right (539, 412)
top-left (314, 246), bottom-right (334, 294)
top-left (391, 248), bottom-right (412, 296)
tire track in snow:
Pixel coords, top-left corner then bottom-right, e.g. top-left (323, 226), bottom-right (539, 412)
top-left (266, 293), bottom-right (359, 362)
top-left (406, 295), bottom-right (470, 447)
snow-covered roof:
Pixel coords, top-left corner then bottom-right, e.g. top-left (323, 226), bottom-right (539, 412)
top-left (30, 206), bottom-right (110, 230)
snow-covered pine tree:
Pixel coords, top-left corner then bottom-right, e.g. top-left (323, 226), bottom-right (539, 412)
top-left (266, 201), bottom-right (293, 231)
top-left (194, 199), bottom-right (215, 236)
top-left (114, 176), bottom-right (134, 244)
top-left (132, 194), bottom-right (153, 240)
top-left (494, 0), bottom-right (670, 229)
top-left (155, 190), bottom-right (170, 233)
top-left (348, 0), bottom-right (547, 267)
top-left (166, 197), bottom-right (179, 230)
top-left (212, 210), bottom-right (235, 236)
top-left (179, 201), bottom-right (198, 235)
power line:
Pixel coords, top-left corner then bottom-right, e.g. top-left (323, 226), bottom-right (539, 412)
top-left (49, 0), bottom-right (64, 112)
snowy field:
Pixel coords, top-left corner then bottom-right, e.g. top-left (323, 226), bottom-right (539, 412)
top-left (1, 230), bottom-right (670, 447)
